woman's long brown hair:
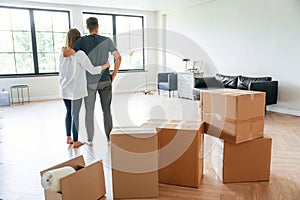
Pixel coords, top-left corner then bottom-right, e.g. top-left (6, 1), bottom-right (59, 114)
top-left (65, 28), bottom-right (81, 48)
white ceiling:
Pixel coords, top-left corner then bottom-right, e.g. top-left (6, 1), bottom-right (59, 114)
top-left (14, 0), bottom-right (210, 12)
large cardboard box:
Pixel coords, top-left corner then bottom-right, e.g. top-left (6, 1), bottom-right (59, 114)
top-left (111, 127), bottom-right (158, 199)
top-left (157, 122), bottom-right (204, 188)
top-left (40, 155), bottom-right (106, 200)
top-left (210, 135), bottom-right (272, 183)
top-left (201, 89), bottom-right (265, 143)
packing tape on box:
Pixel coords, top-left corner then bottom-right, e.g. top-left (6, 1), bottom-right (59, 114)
top-left (41, 166), bottom-right (75, 192)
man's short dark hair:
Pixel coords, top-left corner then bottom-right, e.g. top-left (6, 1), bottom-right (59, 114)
top-left (86, 17), bottom-right (98, 31)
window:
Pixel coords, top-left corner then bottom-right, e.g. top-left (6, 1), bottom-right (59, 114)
top-left (83, 13), bottom-right (144, 72)
top-left (0, 6), bottom-right (70, 76)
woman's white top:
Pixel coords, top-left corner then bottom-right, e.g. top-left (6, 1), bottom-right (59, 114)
top-left (59, 50), bottom-right (102, 100)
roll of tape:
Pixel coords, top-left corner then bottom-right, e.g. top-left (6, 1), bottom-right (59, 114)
top-left (41, 166), bottom-right (76, 192)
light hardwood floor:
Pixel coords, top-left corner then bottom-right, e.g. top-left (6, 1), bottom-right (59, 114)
top-left (0, 92), bottom-right (299, 200)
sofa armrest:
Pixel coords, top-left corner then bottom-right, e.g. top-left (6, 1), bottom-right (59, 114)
top-left (249, 81), bottom-right (278, 105)
top-left (168, 73), bottom-right (178, 90)
top-left (194, 77), bottom-right (223, 89)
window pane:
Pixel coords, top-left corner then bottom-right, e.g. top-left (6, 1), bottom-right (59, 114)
top-left (13, 31), bottom-right (32, 52)
top-left (0, 7), bottom-right (70, 76)
top-left (80, 13), bottom-right (144, 71)
top-left (82, 14), bottom-right (113, 36)
top-left (55, 52), bottom-right (60, 71)
top-left (0, 31), bottom-right (13, 52)
top-left (98, 15), bottom-right (113, 35)
top-left (15, 53), bottom-right (34, 73)
top-left (0, 8), bottom-right (11, 31)
top-left (53, 32), bottom-right (66, 53)
top-left (36, 32), bottom-right (54, 52)
top-left (116, 16), bottom-right (144, 70)
top-left (10, 9), bottom-right (30, 31)
top-left (34, 11), bottom-right (52, 31)
top-left (52, 12), bottom-right (69, 32)
top-left (116, 16), bottom-right (143, 34)
top-left (0, 53), bottom-right (16, 74)
top-left (119, 50), bottom-right (143, 70)
top-left (38, 53), bottom-right (56, 73)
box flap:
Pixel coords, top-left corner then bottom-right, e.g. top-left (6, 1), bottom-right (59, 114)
top-left (41, 155), bottom-right (85, 176)
top-left (111, 126), bottom-right (157, 136)
top-left (45, 190), bottom-right (63, 200)
top-left (60, 161), bottom-right (106, 200)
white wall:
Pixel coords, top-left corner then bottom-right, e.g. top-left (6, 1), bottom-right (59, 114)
top-left (164, 0), bottom-right (300, 112)
top-left (0, 1), bottom-right (158, 100)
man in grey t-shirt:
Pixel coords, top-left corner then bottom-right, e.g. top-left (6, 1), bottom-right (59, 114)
top-left (74, 17), bottom-right (121, 144)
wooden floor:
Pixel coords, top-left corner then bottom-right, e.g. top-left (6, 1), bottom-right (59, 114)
top-left (0, 92), bottom-right (300, 200)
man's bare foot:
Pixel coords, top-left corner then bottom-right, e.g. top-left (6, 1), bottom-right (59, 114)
top-left (72, 141), bottom-right (84, 148)
top-left (67, 137), bottom-right (73, 144)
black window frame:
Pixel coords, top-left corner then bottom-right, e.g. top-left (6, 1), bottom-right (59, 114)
top-left (0, 5), bottom-right (71, 78)
top-left (83, 12), bottom-right (145, 73)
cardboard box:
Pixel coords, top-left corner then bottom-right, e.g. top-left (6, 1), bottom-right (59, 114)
top-left (210, 135), bottom-right (272, 183)
top-left (111, 127), bottom-right (158, 199)
top-left (203, 113), bottom-right (264, 144)
top-left (40, 155), bottom-right (106, 200)
top-left (157, 122), bottom-right (204, 188)
top-left (201, 89), bottom-right (265, 143)
top-left (201, 89), bottom-right (266, 120)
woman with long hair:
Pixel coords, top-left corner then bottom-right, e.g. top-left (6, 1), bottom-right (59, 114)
top-left (59, 28), bottom-right (109, 148)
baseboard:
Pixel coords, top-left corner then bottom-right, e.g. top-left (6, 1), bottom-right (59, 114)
top-left (26, 95), bottom-right (60, 102)
top-left (267, 106), bottom-right (300, 116)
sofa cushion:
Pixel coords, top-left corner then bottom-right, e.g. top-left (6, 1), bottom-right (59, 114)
top-left (215, 73), bottom-right (238, 89)
top-left (237, 76), bottom-right (272, 90)
top-left (158, 82), bottom-right (170, 90)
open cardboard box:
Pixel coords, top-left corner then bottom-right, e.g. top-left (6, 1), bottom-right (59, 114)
top-left (40, 155), bottom-right (106, 200)
top-left (157, 122), bottom-right (204, 188)
top-left (201, 89), bottom-right (265, 144)
top-left (111, 127), bottom-right (158, 199)
top-left (141, 119), bottom-right (204, 188)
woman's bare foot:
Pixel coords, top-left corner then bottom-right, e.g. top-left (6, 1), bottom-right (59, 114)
top-left (72, 141), bottom-right (84, 148)
top-left (67, 136), bottom-right (73, 144)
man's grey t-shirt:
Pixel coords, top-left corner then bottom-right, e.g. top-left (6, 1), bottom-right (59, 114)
top-left (74, 34), bottom-right (117, 84)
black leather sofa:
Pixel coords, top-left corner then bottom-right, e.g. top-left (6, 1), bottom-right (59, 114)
top-left (193, 73), bottom-right (278, 106)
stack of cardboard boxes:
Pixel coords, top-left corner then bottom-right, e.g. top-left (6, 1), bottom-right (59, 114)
top-left (201, 89), bottom-right (272, 183)
top-left (40, 88), bottom-right (273, 199)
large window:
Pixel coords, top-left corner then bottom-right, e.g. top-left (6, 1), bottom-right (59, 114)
top-left (0, 6), bottom-right (70, 76)
top-left (83, 13), bottom-right (144, 72)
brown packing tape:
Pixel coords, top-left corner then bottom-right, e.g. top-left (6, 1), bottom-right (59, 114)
top-left (202, 111), bottom-right (264, 123)
top-left (203, 113), bottom-right (264, 144)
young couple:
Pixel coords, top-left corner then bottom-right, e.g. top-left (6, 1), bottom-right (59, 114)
top-left (59, 17), bottom-right (121, 148)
